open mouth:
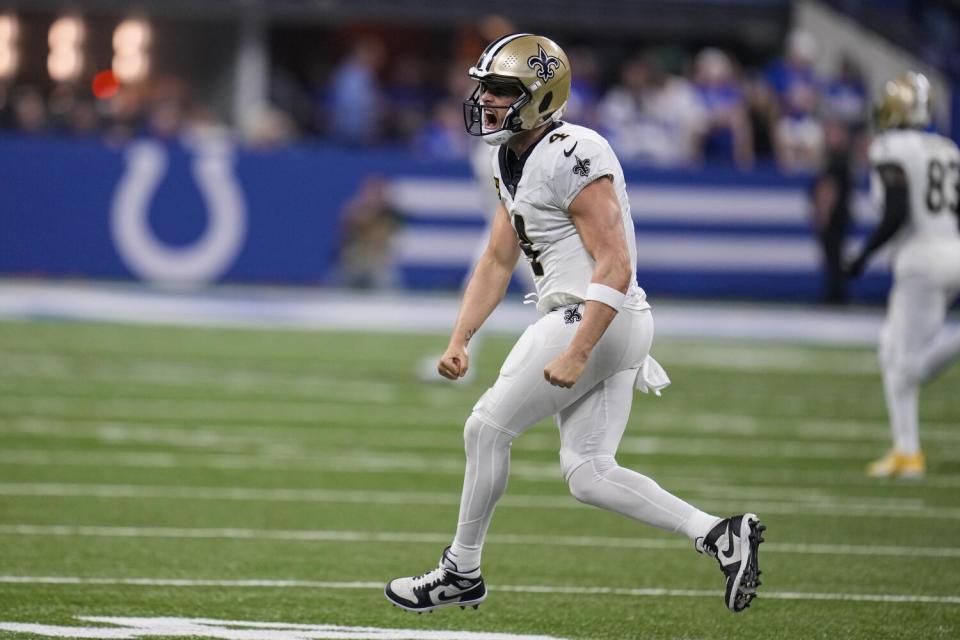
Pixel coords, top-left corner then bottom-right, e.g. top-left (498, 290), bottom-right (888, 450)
top-left (483, 109), bottom-right (498, 129)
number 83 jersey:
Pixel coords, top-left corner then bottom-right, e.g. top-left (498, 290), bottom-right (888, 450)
top-left (869, 130), bottom-right (960, 271)
top-left (491, 122), bottom-right (648, 314)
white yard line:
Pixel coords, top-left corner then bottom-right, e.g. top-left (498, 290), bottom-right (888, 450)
top-left (6, 406), bottom-right (958, 461)
top-left (5, 447), bottom-right (960, 490)
top-left (0, 354), bottom-right (399, 404)
top-left (0, 482), bottom-right (931, 512)
top-left (0, 575), bottom-right (957, 605)
top-left (1, 396), bottom-right (441, 425)
top-left (0, 617), bottom-right (570, 640)
top-left (0, 343), bottom-right (883, 377)
top-left (3, 524), bottom-right (960, 559)
top-left (7, 413), bottom-right (960, 450)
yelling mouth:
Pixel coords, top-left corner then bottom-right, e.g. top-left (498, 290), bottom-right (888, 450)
top-left (483, 109), bottom-right (498, 129)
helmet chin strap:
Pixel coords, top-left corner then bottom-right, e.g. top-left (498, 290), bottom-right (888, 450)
top-left (482, 128), bottom-right (517, 146)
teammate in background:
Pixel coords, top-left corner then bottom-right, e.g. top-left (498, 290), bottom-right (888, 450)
top-left (845, 72), bottom-right (960, 478)
top-left (385, 34), bottom-right (765, 615)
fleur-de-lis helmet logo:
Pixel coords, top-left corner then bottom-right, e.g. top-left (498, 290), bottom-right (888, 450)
top-left (527, 44), bottom-right (561, 81)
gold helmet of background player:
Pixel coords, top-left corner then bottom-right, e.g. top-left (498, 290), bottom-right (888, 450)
top-left (463, 33), bottom-right (571, 145)
top-left (874, 71), bottom-right (932, 131)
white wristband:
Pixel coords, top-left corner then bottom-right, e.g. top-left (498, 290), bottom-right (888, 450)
top-left (585, 283), bottom-right (626, 310)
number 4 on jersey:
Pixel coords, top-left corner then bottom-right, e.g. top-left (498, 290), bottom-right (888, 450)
top-left (512, 214), bottom-right (544, 276)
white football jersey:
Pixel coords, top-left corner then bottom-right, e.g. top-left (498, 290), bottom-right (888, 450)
top-left (491, 122), bottom-right (648, 314)
top-left (869, 130), bottom-right (960, 250)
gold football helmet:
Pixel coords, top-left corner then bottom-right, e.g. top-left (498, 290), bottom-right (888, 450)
top-left (463, 33), bottom-right (571, 145)
top-left (874, 71), bottom-right (931, 131)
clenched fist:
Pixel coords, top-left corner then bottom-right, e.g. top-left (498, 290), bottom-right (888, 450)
top-left (544, 350), bottom-right (587, 388)
top-left (438, 345), bottom-right (470, 380)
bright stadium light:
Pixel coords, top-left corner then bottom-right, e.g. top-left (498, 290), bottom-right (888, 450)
top-left (48, 47), bottom-right (81, 82)
top-left (0, 14), bottom-right (18, 42)
top-left (0, 14), bottom-right (19, 80)
top-left (113, 19), bottom-right (151, 52)
top-left (0, 47), bottom-right (16, 80)
top-left (48, 15), bottom-right (85, 82)
top-left (112, 18), bottom-right (151, 83)
top-left (48, 16), bottom-right (84, 49)
top-left (112, 52), bottom-right (149, 83)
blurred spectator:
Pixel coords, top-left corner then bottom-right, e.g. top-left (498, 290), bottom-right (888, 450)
top-left (145, 75), bottom-right (188, 139)
top-left (414, 99), bottom-right (470, 160)
top-left (103, 85), bottom-right (146, 145)
top-left (66, 100), bottom-right (99, 137)
top-left (766, 30), bottom-right (825, 173)
top-left (243, 106), bottom-right (298, 149)
top-left (743, 73), bottom-right (777, 165)
top-left (822, 55), bottom-right (867, 130)
top-left (12, 85), bottom-right (47, 132)
top-left (384, 53), bottom-right (433, 142)
top-left (565, 47), bottom-right (602, 130)
top-left (328, 37), bottom-right (385, 146)
top-left (764, 29), bottom-right (820, 115)
top-left (184, 103), bottom-right (232, 143)
top-left (47, 85), bottom-right (77, 131)
top-left (775, 115), bottom-right (824, 173)
top-left (810, 118), bottom-right (853, 305)
top-left (147, 99), bottom-right (184, 139)
top-left (692, 47), bottom-right (754, 170)
top-left (599, 52), bottom-right (706, 167)
top-left (336, 176), bottom-right (404, 289)
top-left (773, 86), bottom-right (824, 173)
top-left (454, 14), bottom-right (516, 66)
top-left (444, 59), bottom-right (475, 108)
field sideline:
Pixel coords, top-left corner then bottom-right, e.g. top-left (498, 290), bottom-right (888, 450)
top-left (1, 312), bottom-right (959, 639)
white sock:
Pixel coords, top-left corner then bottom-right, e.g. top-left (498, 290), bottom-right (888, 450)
top-left (450, 415), bottom-right (513, 571)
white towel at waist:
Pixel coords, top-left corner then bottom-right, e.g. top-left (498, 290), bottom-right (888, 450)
top-left (634, 355), bottom-right (670, 396)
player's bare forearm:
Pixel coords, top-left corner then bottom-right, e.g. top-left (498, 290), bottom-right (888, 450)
top-left (448, 205), bottom-right (521, 350)
top-left (567, 300), bottom-right (618, 360)
top-left (545, 177), bottom-right (632, 388)
top-left (438, 256), bottom-right (512, 381)
top-left (447, 255), bottom-right (513, 350)
top-left (438, 205), bottom-right (520, 381)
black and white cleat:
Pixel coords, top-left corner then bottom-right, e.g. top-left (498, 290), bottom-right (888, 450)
top-left (385, 547), bottom-right (487, 613)
top-left (700, 514), bottom-right (766, 613)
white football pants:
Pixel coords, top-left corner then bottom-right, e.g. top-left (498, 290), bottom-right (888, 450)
top-left (449, 305), bottom-right (719, 570)
top-left (879, 268), bottom-right (960, 456)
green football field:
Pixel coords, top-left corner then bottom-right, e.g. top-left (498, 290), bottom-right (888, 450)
top-left (1, 318), bottom-right (959, 639)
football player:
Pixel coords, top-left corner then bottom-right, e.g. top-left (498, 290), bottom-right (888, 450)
top-left (845, 72), bottom-right (960, 478)
top-left (384, 34), bottom-right (765, 614)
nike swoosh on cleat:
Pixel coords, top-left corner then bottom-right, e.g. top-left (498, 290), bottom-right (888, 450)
top-left (721, 524), bottom-right (738, 560)
top-left (434, 589), bottom-right (467, 603)
top-left (563, 142), bottom-right (578, 157)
